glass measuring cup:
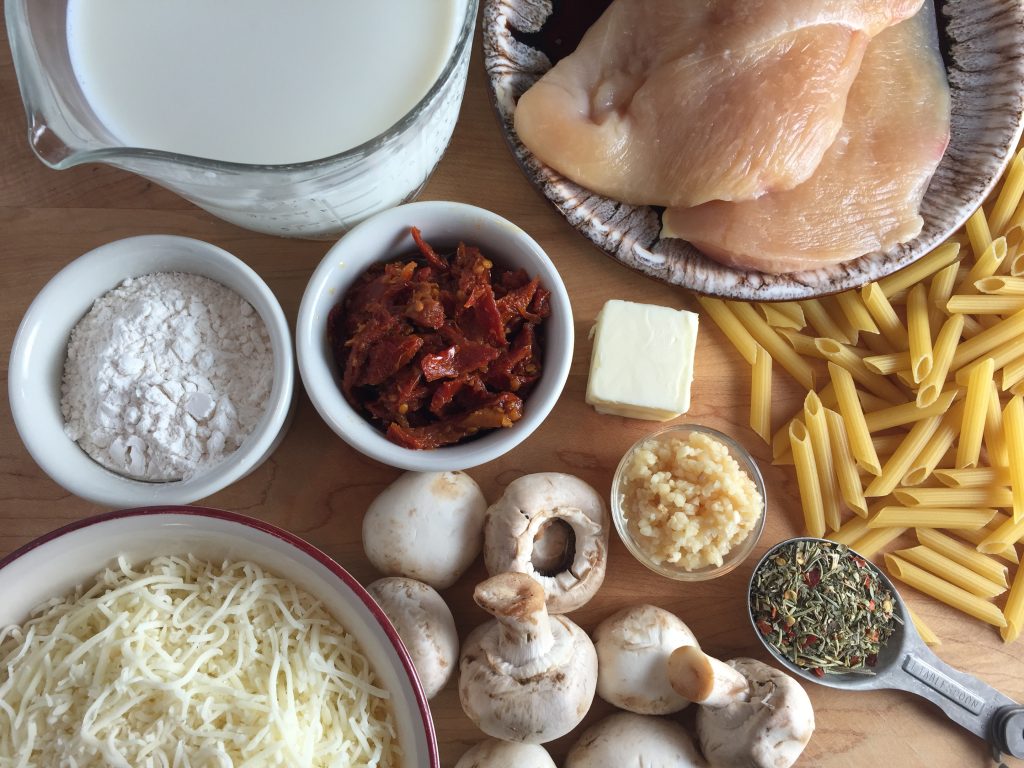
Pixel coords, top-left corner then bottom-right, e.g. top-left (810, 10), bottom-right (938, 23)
top-left (748, 537), bottom-right (1024, 762)
top-left (5, 0), bottom-right (478, 239)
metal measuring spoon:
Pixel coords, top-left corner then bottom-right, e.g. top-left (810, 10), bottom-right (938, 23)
top-left (748, 537), bottom-right (1024, 761)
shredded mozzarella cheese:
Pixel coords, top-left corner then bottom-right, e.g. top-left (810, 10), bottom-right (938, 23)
top-left (0, 556), bottom-right (400, 767)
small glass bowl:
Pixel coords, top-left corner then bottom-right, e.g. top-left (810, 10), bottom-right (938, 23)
top-left (610, 423), bottom-right (767, 582)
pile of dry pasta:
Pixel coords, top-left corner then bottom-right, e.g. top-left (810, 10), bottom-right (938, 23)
top-left (701, 146), bottom-right (1024, 645)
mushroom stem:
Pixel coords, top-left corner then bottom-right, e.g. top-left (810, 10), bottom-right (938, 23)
top-left (474, 572), bottom-right (554, 669)
top-left (668, 646), bottom-right (750, 708)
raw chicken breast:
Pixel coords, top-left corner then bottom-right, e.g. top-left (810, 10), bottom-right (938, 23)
top-left (662, 5), bottom-right (951, 274)
top-left (514, 0), bottom-right (924, 208)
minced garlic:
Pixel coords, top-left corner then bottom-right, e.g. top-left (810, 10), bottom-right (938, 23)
top-left (619, 431), bottom-right (763, 570)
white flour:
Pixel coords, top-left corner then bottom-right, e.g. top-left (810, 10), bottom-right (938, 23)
top-left (61, 272), bottom-right (274, 481)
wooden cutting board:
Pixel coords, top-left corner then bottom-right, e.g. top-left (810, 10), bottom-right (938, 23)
top-left (0, 27), bottom-right (1020, 768)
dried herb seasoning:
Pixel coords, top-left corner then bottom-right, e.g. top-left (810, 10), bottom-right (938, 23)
top-left (750, 539), bottom-right (902, 676)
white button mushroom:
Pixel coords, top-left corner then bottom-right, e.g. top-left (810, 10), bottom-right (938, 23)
top-left (362, 471), bottom-right (487, 589)
top-left (483, 472), bottom-right (608, 613)
top-left (668, 647), bottom-right (815, 768)
top-left (366, 577), bottom-right (459, 700)
top-left (454, 739), bottom-right (556, 768)
top-left (459, 571), bottom-right (598, 743)
top-left (564, 712), bottom-right (707, 768)
top-left (593, 604), bottom-right (698, 714)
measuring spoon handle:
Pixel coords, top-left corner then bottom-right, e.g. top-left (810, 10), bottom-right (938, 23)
top-left (887, 637), bottom-right (1024, 757)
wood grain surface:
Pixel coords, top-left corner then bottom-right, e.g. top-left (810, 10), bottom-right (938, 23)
top-left (1, 24), bottom-right (1022, 768)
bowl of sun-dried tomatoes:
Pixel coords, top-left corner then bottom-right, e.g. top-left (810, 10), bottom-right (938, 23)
top-left (297, 201), bottom-right (573, 471)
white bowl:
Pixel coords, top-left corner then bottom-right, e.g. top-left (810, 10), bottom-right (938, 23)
top-left (0, 507), bottom-right (438, 767)
top-left (297, 201), bottom-right (573, 471)
top-left (8, 235), bottom-right (295, 507)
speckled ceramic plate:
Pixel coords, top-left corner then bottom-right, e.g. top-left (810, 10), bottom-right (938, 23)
top-left (482, 0), bottom-right (1024, 300)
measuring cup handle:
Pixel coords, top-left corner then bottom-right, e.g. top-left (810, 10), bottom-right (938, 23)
top-left (888, 639), bottom-right (1023, 757)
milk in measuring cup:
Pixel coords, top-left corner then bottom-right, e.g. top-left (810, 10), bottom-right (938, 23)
top-left (66, 0), bottom-right (462, 165)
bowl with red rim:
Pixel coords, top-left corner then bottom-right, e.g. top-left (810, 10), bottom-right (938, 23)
top-left (296, 200), bottom-right (574, 471)
top-left (0, 506), bottom-right (439, 767)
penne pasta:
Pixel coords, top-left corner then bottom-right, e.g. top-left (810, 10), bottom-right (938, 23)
top-left (695, 297), bottom-right (758, 365)
top-left (975, 276), bottom-right (1024, 295)
top-left (907, 284), bottom-right (932, 382)
top-left (884, 554), bottom-right (1006, 628)
top-left (729, 302), bottom-right (816, 389)
top-left (946, 295), bottom-right (1024, 314)
top-left (815, 338), bottom-right (906, 403)
top-left (901, 402), bottom-right (965, 487)
top-left (835, 291), bottom-right (879, 335)
top-left (907, 606), bottom-right (941, 646)
top-left (801, 298), bottom-right (850, 343)
top-left (825, 408), bottom-right (868, 518)
top-left (865, 414), bottom-right (943, 498)
top-left (950, 308), bottom-right (1024, 372)
top-left (989, 147), bottom-right (1024, 236)
top-left (954, 335), bottom-right (1024, 387)
top-left (772, 417), bottom-right (794, 462)
top-left (1001, 353), bottom-right (1024, 391)
top-left (851, 525), bottom-right (907, 558)
top-left (978, 514), bottom-right (1024, 556)
top-left (1003, 395), bottom-right (1024, 523)
top-left (829, 514), bottom-right (871, 546)
top-left (758, 302), bottom-right (805, 331)
top-left (777, 327), bottom-right (824, 359)
top-left (1002, 560), bottom-right (1024, 643)
top-left (957, 512), bottom-right (1019, 564)
top-left (916, 314), bottom-right (964, 407)
top-left (877, 241), bottom-right (961, 298)
top-left (750, 345), bottom-right (772, 444)
top-left (872, 433), bottom-right (908, 458)
top-left (804, 392), bottom-right (841, 532)
top-left (966, 207), bottom-right (994, 260)
top-left (895, 546), bottom-right (1005, 599)
top-left (864, 389), bottom-right (958, 433)
top-left (928, 261), bottom-right (961, 316)
top-left (789, 419), bottom-right (826, 538)
top-left (915, 529), bottom-right (1009, 587)
top-left (956, 358), bottom-right (995, 469)
top-left (863, 351), bottom-right (911, 376)
top-left (861, 283), bottom-right (910, 350)
top-left (956, 237), bottom-right (1007, 295)
top-left (985, 380), bottom-right (1010, 467)
top-left (933, 466), bottom-right (1010, 488)
top-left (894, 485), bottom-right (1013, 508)
top-left (829, 362), bottom-right (881, 476)
top-left (868, 506), bottom-right (995, 530)
top-left (825, 296), bottom-right (861, 346)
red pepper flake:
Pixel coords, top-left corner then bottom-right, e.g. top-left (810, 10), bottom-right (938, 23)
top-left (867, 599), bottom-right (876, 611)
top-left (801, 635), bottom-right (819, 648)
top-left (812, 667), bottom-right (826, 678)
top-left (853, 556), bottom-right (868, 569)
top-left (803, 568), bottom-right (821, 588)
top-left (864, 575), bottom-right (872, 588)
top-left (867, 654), bottom-right (878, 667)
top-left (756, 619), bottom-right (773, 635)
top-left (850, 655), bottom-right (861, 666)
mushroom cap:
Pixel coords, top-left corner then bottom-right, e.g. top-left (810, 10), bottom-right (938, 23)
top-left (565, 712), bottom-right (707, 768)
top-left (484, 472), bottom-right (608, 613)
top-left (697, 658), bottom-right (815, 768)
top-left (366, 577), bottom-right (459, 700)
top-left (454, 739), bottom-right (557, 768)
top-left (362, 471), bottom-right (487, 589)
top-left (458, 613), bottom-right (597, 743)
top-left (593, 604), bottom-right (698, 714)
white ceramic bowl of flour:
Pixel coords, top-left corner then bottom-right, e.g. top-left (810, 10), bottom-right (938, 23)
top-left (8, 235), bottom-right (294, 507)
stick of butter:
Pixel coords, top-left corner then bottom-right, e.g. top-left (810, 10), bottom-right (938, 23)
top-left (585, 299), bottom-right (698, 421)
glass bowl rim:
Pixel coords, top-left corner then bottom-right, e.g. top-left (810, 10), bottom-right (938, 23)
top-left (610, 422), bottom-right (767, 582)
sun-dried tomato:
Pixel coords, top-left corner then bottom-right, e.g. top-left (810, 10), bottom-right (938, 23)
top-left (328, 228), bottom-right (551, 449)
